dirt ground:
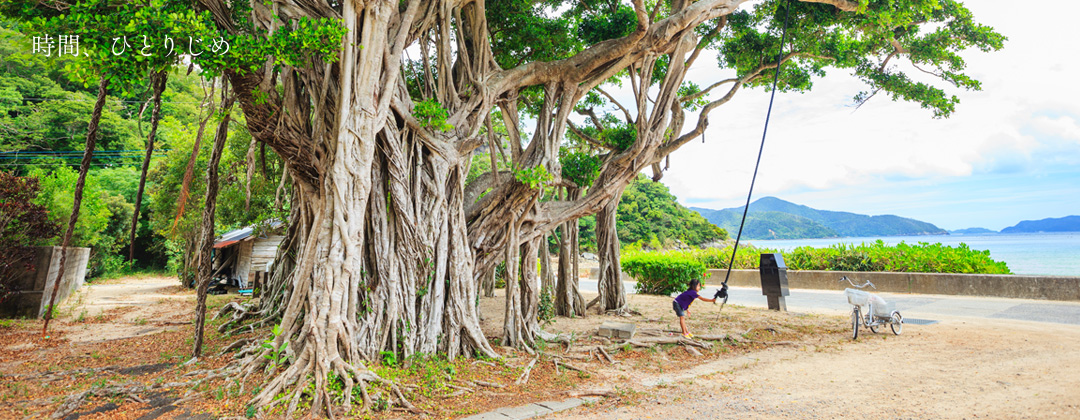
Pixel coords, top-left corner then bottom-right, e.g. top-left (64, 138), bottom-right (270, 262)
top-left (556, 315), bottom-right (1080, 420)
top-left (2, 275), bottom-right (1078, 419)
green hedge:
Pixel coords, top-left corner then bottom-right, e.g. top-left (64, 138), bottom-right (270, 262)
top-left (624, 240), bottom-right (1011, 275)
top-left (621, 251), bottom-right (707, 295)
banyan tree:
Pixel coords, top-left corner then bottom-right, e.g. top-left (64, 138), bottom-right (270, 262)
top-left (4, 0), bottom-right (1003, 415)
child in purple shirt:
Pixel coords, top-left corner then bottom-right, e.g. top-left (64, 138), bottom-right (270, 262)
top-left (673, 279), bottom-right (716, 338)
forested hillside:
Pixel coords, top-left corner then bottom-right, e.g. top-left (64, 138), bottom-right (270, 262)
top-left (579, 174), bottom-right (727, 250)
top-left (693, 197), bottom-right (947, 239)
top-left (0, 23), bottom-right (285, 278)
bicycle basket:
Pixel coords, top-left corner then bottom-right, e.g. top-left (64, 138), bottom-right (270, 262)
top-left (845, 288), bottom-right (870, 306)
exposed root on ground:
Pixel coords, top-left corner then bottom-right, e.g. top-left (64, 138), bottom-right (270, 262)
top-left (214, 302), bottom-right (274, 335)
top-left (552, 359), bottom-right (594, 376)
top-left (515, 356), bottom-right (539, 384)
top-left (50, 367), bottom-right (236, 419)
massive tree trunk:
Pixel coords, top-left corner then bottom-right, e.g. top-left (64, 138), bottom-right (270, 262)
top-left (595, 188), bottom-right (628, 314)
top-left (242, 103), bottom-right (498, 414)
top-left (224, 4), bottom-right (500, 412)
top-left (128, 71), bottom-right (168, 262)
top-left (42, 76), bottom-right (109, 334)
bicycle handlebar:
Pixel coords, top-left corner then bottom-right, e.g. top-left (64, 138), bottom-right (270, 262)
top-left (839, 276), bottom-right (876, 289)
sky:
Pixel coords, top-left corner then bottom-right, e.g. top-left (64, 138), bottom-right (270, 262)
top-left (651, 0), bottom-right (1080, 232)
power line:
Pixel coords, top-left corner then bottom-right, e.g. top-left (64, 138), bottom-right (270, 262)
top-left (0, 163), bottom-right (151, 167)
top-left (0, 149), bottom-right (171, 164)
top-left (2, 147), bottom-right (171, 153)
top-left (0, 156), bottom-right (164, 160)
top-left (10, 97), bottom-right (207, 104)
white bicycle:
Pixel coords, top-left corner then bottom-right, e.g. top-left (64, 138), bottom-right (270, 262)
top-left (841, 276), bottom-right (902, 339)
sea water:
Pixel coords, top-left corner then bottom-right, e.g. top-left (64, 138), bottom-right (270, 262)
top-left (747, 232), bottom-right (1080, 277)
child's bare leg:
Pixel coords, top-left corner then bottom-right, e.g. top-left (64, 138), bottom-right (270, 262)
top-left (679, 315), bottom-right (689, 336)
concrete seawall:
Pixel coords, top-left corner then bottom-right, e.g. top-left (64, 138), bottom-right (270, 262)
top-left (587, 268), bottom-right (1080, 301)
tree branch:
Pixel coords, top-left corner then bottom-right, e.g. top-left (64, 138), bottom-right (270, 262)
top-left (799, 0), bottom-right (861, 12)
top-left (566, 120), bottom-right (607, 149)
top-left (488, 0), bottom-right (749, 94)
top-left (685, 16), bottom-right (727, 69)
top-left (597, 87), bottom-right (635, 124)
top-left (681, 77), bottom-right (738, 103)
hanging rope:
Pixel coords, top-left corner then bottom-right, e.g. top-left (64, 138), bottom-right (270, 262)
top-left (721, 0), bottom-right (795, 288)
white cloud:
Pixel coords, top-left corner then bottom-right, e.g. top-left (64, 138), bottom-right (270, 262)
top-left (1029, 115), bottom-right (1080, 142)
top-left (659, 0), bottom-right (1080, 230)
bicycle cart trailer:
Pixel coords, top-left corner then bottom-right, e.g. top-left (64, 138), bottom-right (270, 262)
top-left (841, 276), bottom-right (903, 339)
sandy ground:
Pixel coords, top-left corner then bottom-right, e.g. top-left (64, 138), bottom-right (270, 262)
top-left (553, 313), bottom-right (1080, 419)
top-left (56, 276), bottom-right (192, 343)
top-left (7, 275), bottom-right (1078, 420)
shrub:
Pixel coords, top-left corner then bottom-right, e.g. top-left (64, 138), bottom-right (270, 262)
top-left (621, 251), bottom-right (707, 295)
top-left (623, 240), bottom-right (1011, 275)
top-left (1, 171), bottom-right (60, 303)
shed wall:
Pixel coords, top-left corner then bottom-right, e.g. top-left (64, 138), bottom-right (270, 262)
top-left (250, 235), bottom-right (284, 271)
top-left (234, 241), bottom-right (253, 288)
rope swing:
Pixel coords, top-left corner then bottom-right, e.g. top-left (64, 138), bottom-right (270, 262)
top-left (720, 0), bottom-right (795, 293)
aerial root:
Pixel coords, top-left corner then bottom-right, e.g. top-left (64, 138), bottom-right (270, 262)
top-left (238, 349), bottom-right (428, 418)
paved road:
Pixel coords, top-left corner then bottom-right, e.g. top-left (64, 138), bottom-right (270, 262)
top-left (579, 279), bottom-right (1080, 325)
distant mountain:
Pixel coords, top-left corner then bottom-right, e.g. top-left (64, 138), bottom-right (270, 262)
top-left (692, 209), bottom-right (837, 240)
top-left (950, 227), bottom-right (997, 235)
top-left (691, 197), bottom-right (947, 240)
top-left (1000, 216), bottom-right (1080, 233)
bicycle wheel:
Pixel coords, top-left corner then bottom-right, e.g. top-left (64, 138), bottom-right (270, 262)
top-left (851, 307), bottom-right (860, 340)
top-left (890, 312), bottom-right (903, 335)
top-left (869, 323), bottom-right (878, 334)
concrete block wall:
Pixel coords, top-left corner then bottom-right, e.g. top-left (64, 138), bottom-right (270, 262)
top-left (588, 267), bottom-right (1080, 301)
top-left (1, 246), bottom-right (91, 318)
top-left (709, 269), bottom-right (1080, 301)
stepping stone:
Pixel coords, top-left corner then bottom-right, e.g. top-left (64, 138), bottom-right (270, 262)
top-left (598, 321), bottom-right (636, 339)
top-left (535, 398), bottom-right (584, 412)
top-left (496, 404), bottom-right (553, 419)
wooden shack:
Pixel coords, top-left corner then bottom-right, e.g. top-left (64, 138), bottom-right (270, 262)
top-left (212, 221), bottom-right (284, 289)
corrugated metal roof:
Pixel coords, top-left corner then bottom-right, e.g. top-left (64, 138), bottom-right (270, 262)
top-left (212, 240), bottom-right (241, 249)
top-left (213, 220), bottom-right (283, 248)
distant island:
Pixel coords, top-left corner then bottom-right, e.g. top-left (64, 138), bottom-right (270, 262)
top-left (947, 216), bottom-right (1080, 234)
top-left (1001, 215), bottom-right (1080, 233)
top-left (691, 197), bottom-right (947, 240)
top-left (950, 227), bottom-right (997, 235)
